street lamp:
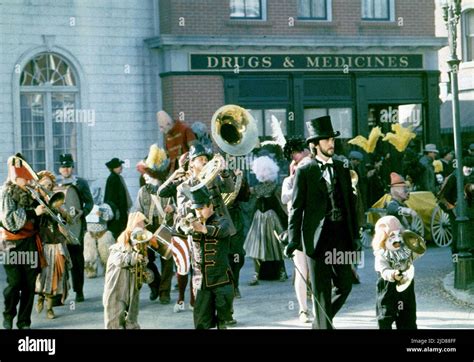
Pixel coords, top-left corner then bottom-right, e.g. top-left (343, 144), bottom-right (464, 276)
top-left (441, 0), bottom-right (474, 289)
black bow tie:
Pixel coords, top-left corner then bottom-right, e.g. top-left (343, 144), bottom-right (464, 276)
top-left (317, 160), bottom-right (333, 172)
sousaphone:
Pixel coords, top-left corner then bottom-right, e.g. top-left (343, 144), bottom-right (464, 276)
top-left (211, 104), bottom-right (259, 156)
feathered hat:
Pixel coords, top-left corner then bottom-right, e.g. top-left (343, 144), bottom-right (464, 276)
top-left (382, 124), bottom-right (416, 153)
top-left (136, 144), bottom-right (169, 179)
top-left (348, 127), bottom-right (384, 154)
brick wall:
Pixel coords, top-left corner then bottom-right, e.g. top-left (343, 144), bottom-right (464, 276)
top-left (162, 75), bottom-right (224, 127)
top-left (159, 0), bottom-right (435, 37)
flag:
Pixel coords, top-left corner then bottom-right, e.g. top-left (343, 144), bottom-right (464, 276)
top-left (171, 236), bottom-right (191, 275)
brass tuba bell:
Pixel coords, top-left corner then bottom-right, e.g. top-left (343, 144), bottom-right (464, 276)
top-left (211, 104), bottom-right (259, 156)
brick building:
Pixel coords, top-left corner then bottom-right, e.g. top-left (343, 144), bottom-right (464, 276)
top-left (149, 0), bottom-right (446, 162)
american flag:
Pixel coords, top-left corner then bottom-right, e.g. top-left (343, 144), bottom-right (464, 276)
top-left (171, 235), bottom-right (191, 276)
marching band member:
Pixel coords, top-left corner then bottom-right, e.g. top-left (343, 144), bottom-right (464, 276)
top-left (83, 187), bottom-right (115, 278)
top-left (34, 171), bottom-right (72, 320)
top-left (56, 153), bottom-right (94, 303)
top-left (177, 186), bottom-right (234, 329)
top-left (1, 154), bottom-right (45, 329)
top-left (136, 145), bottom-right (175, 304)
top-left (159, 143), bottom-right (234, 312)
top-left (372, 216), bottom-right (424, 329)
top-left (103, 212), bottom-right (154, 329)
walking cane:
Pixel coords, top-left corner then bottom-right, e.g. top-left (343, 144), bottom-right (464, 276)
top-left (275, 230), bottom-right (335, 329)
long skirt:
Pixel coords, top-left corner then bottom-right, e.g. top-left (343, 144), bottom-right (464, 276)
top-left (243, 209), bottom-right (284, 261)
top-left (35, 243), bottom-right (71, 303)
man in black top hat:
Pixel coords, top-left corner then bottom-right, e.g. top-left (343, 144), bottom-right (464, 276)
top-left (104, 158), bottom-right (132, 239)
top-left (56, 153), bottom-right (93, 303)
top-left (286, 116), bottom-right (358, 329)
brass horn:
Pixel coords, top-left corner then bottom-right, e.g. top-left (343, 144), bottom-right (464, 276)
top-left (211, 104), bottom-right (259, 156)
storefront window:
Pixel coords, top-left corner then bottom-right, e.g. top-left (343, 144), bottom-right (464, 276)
top-left (304, 108), bottom-right (353, 138)
top-left (247, 108), bottom-right (287, 139)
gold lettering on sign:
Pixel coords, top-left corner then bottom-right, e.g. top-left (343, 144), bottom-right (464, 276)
top-left (207, 56), bottom-right (219, 68)
top-left (399, 56), bottom-right (409, 68)
top-left (222, 57), bottom-right (232, 69)
top-left (248, 56), bottom-right (259, 68)
top-left (262, 56), bottom-right (272, 68)
top-left (354, 57), bottom-right (365, 68)
top-left (306, 56), bottom-right (320, 68)
top-left (334, 56), bottom-right (346, 68)
top-left (388, 56), bottom-right (397, 68)
top-left (375, 56), bottom-right (385, 68)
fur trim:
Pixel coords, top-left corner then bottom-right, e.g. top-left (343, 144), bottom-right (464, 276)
top-left (252, 156), bottom-right (280, 183)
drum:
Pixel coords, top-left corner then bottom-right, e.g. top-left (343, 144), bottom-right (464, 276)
top-left (153, 225), bottom-right (173, 260)
top-left (53, 184), bottom-right (83, 245)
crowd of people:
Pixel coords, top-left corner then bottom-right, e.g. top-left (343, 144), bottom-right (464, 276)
top-left (1, 110), bottom-right (473, 330)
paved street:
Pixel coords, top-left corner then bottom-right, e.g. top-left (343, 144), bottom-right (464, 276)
top-left (0, 243), bottom-right (473, 329)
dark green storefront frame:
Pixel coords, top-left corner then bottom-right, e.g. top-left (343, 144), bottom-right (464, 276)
top-left (222, 70), bottom-right (441, 145)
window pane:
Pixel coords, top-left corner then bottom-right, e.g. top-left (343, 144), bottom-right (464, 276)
top-left (373, 0), bottom-right (388, 19)
top-left (312, 0), bottom-right (326, 18)
top-left (248, 109), bottom-right (264, 137)
top-left (245, 0), bottom-right (261, 18)
top-left (230, 0), bottom-right (245, 17)
top-left (297, 0), bottom-right (311, 17)
top-left (264, 109), bottom-right (287, 138)
top-left (20, 53), bottom-right (76, 86)
top-left (20, 93), bottom-right (46, 171)
top-left (468, 11), bottom-right (474, 34)
top-left (362, 0), bottom-right (373, 18)
top-left (328, 108), bottom-right (352, 138)
top-left (51, 93), bottom-right (77, 171)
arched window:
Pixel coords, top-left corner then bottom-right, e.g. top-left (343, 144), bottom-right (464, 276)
top-left (20, 53), bottom-right (78, 171)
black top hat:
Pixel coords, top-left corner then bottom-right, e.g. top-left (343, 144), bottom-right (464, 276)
top-left (305, 116), bottom-right (340, 144)
top-left (189, 143), bottom-right (210, 161)
top-left (105, 157), bottom-right (125, 169)
top-left (190, 185), bottom-right (212, 209)
top-left (59, 153), bottom-right (74, 168)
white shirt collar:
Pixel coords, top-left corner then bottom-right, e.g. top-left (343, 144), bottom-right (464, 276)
top-left (315, 155), bottom-right (334, 165)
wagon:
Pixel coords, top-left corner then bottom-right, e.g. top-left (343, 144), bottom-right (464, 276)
top-left (361, 191), bottom-right (452, 248)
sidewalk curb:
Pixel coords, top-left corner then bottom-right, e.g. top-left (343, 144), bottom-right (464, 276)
top-left (442, 271), bottom-right (474, 308)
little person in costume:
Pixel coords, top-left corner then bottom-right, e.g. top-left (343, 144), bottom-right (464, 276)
top-left (372, 215), bottom-right (426, 329)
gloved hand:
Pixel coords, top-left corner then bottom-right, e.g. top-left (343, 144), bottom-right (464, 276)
top-left (284, 242), bottom-right (298, 258)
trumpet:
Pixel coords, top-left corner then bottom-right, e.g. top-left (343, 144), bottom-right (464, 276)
top-left (177, 213), bottom-right (205, 235)
top-left (25, 185), bottom-right (80, 245)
